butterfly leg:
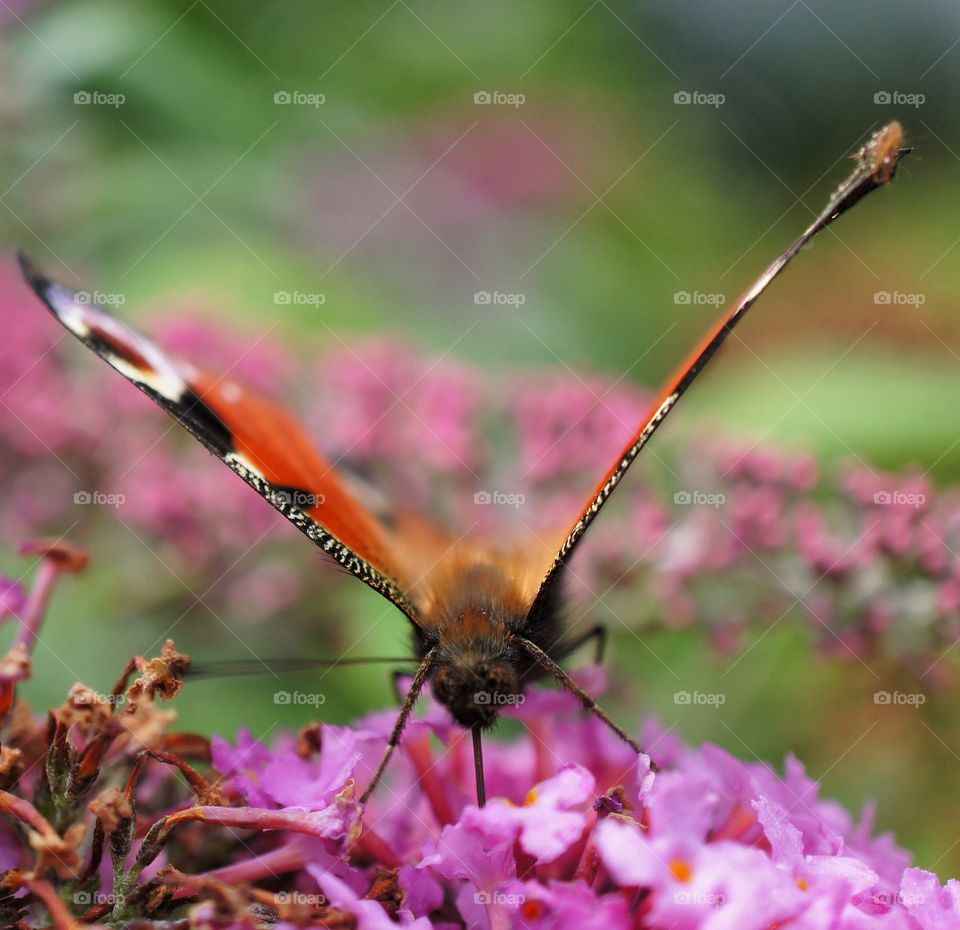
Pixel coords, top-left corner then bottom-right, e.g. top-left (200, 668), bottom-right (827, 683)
top-left (360, 651), bottom-right (436, 804)
top-left (518, 637), bottom-right (652, 765)
top-left (557, 623), bottom-right (608, 665)
top-left (388, 668), bottom-right (485, 806)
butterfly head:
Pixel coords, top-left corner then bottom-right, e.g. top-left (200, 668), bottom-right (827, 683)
top-left (430, 649), bottom-right (522, 730)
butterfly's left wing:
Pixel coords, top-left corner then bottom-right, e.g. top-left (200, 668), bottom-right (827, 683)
top-left (17, 253), bottom-right (421, 623)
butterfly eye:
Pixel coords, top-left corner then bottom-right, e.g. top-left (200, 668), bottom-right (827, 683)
top-left (480, 662), bottom-right (520, 704)
top-left (431, 668), bottom-right (455, 705)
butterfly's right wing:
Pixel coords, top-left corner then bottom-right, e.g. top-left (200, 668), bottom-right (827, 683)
top-left (525, 122), bottom-right (911, 623)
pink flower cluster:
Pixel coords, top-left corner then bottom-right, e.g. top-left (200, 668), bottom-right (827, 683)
top-left (584, 440), bottom-right (960, 677)
top-left (204, 671), bottom-right (958, 929)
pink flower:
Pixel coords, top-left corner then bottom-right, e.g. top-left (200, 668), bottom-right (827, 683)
top-left (755, 795), bottom-right (879, 895)
top-left (598, 817), bottom-right (805, 928)
top-left (423, 764), bottom-right (597, 878)
top-left (499, 878), bottom-right (632, 929)
top-left (213, 726), bottom-right (362, 814)
top-left (307, 868), bottom-right (432, 929)
top-left (898, 867), bottom-right (960, 927)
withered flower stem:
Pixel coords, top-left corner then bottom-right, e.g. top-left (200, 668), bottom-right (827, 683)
top-left (0, 789), bottom-right (61, 839)
top-left (109, 657), bottom-right (138, 704)
top-left (13, 542), bottom-right (87, 656)
top-left (126, 749), bottom-right (224, 806)
top-left (136, 802), bottom-right (368, 872)
top-left (170, 840), bottom-right (309, 897)
top-left (0, 542), bottom-right (88, 721)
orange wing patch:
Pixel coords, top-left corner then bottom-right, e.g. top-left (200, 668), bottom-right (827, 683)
top-left (189, 370), bottom-right (398, 579)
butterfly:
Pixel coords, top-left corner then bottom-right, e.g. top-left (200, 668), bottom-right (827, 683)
top-left (17, 121), bottom-right (909, 806)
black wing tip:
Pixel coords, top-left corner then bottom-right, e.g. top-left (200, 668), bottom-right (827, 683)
top-left (15, 250), bottom-right (57, 305)
top-left (15, 251), bottom-right (85, 322)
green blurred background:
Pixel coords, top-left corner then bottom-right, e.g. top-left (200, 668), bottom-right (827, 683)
top-left (3, 0), bottom-right (960, 873)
